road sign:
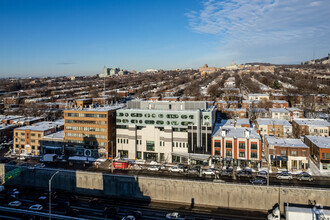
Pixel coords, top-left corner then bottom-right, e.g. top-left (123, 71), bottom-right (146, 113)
top-left (5, 168), bottom-right (21, 182)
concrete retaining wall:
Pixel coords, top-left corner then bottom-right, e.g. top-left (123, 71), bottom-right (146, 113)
top-left (1, 164), bottom-right (330, 213)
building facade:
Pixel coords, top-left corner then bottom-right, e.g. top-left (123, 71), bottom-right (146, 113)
top-left (255, 119), bottom-right (292, 138)
top-left (292, 119), bottom-right (330, 138)
top-left (116, 101), bottom-right (216, 164)
top-left (304, 135), bottom-right (330, 172)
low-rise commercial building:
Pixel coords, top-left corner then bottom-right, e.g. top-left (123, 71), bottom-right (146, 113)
top-left (304, 135), bottom-right (330, 172)
top-left (264, 136), bottom-right (309, 170)
top-left (248, 94), bottom-right (269, 101)
top-left (212, 126), bottom-right (262, 168)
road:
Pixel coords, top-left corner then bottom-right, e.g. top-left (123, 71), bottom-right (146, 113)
top-left (0, 186), bottom-right (266, 220)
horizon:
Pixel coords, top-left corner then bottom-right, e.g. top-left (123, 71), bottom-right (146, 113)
top-left (1, 0), bottom-right (329, 77)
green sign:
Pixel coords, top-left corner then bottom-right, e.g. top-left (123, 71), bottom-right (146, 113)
top-left (5, 168), bottom-right (21, 182)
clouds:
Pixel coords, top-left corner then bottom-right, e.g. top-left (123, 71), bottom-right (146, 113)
top-left (186, 0), bottom-right (330, 63)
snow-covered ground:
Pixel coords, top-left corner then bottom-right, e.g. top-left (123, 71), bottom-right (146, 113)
top-left (308, 160), bottom-right (330, 177)
top-left (251, 78), bottom-right (272, 91)
top-left (278, 80), bottom-right (297, 89)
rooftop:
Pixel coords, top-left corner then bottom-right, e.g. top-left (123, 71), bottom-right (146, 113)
top-left (305, 135), bottom-right (330, 149)
top-left (213, 125), bottom-right (261, 139)
top-left (256, 118), bottom-right (291, 126)
top-left (66, 104), bottom-right (125, 112)
top-left (43, 130), bottom-right (64, 140)
top-left (269, 108), bottom-right (289, 113)
top-left (293, 119), bottom-right (330, 127)
top-left (16, 122), bottom-right (58, 132)
top-left (220, 119), bottom-right (250, 127)
top-left (265, 135), bottom-right (308, 148)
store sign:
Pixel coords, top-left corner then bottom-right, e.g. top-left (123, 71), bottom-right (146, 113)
top-left (271, 155), bottom-right (288, 161)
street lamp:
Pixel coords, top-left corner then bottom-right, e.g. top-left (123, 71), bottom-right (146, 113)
top-left (49, 171), bottom-right (60, 220)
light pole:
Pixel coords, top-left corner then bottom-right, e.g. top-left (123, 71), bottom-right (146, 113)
top-left (49, 171), bottom-right (59, 220)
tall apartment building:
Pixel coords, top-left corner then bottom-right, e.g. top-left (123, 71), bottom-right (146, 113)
top-left (116, 101), bottom-right (216, 164)
top-left (64, 105), bottom-right (123, 159)
top-left (13, 121), bottom-right (64, 156)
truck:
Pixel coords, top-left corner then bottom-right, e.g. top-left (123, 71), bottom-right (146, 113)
top-left (42, 154), bottom-right (57, 162)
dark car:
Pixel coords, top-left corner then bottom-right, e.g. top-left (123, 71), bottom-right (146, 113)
top-left (250, 177), bottom-right (266, 185)
top-left (187, 166), bottom-right (201, 175)
top-left (220, 167), bottom-right (233, 176)
top-left (236, 169), bottom-right (252, 177)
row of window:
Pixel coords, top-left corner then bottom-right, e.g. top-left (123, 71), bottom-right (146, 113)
top-left (214, 150), bottom-right (258, 158)
top-left (65, 133), bottom-right (107, 139)
top-left (65, 119), bottom-right (107, 125)
top-left (117, 138), bottom-right (187, 149)
top-left (117, 112), bottom-right (195, 119)
top-left (65, 126), bottom-right (106, 132)
top-left (65, 113), bottom-right (106, 118)
top-left (15, 132), bottom-right (41, 138)
top-left (309, 129), bottom-right (328, 133)
top-left (15, 144), bottom-right (41, 150)
top-left (274, 150), bottom-right (306, 157)
top-left (214, 142), bottom-right (258, 150)
top-left (117, 119), bottom-right (193, 126)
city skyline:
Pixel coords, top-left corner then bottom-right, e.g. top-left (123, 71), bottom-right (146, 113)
top-left (0, 0), bottom-right (329, 77)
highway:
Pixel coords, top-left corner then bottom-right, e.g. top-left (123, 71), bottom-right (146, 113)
top-left (0, 186), bottom-right (266, 219)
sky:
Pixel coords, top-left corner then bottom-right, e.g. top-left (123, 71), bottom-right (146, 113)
top-left (0, 0), bottom-right (329, 77)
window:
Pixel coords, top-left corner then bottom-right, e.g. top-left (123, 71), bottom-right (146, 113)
top-left (302, 150), bottom-right (306, 157)
top-left (226, 142), bottom-right (232, 149)
top-left (146, 141), bottom-right (155, 151)
top-left (291, 151), bottom-right (297, 156)
top-left (176, 142), bottom-right (178, 147)
top-left (183, 143), bottom-right (185, 148)
top-left (226, 151), bottom-right (232, 157)
top-left (181, 115), bottom-right (187, 119)
top-left (136, 151), bottom-right (142, 159)
top-left (180, 143), bottom-right (182, 148)
top-left (281, 150), bottom-right (287, 156)
top-left (158, 114), bottom-right (164, 118)
top-left (189, 115), bottom-right (194, 119)
top-left (38, 134), bottom-right (41, 138)
top-left (215, 142), bottom-right (221, 148)
top-left (118, 139), bottom-right (120, 143)
top-left (239, 152), bottom-right (245, 157)
top-left (166, 114), bottom-right (179, 119)
top-left (251, 143), bottom-right (258, 150)
top-left (239, 143), bottom-right (245, 149)
top-left (156, 121), bottom-right (164, 125)
top-left (322, 153), bottom-right (330, 159)
top-left (145, 120), bottom-right (155, 125)
top-left (215, 150), bottom-right (221, 155)
top-left (251, 152), bottom-right (258, 158)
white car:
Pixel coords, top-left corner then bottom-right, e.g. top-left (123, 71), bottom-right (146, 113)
top-left (29, 204), bottom-right (43, 211)
top-left (276, 173), bottom-right (293, 180)
top-left (8, 201), bottom-right (22, 207)
top-left (149, 161), bottom-right (159, 165)
top-left (135, 160), bottom-right (145, 165)
top-left (122, 216), bottom-right (135, 220)
top-left (166, 212), bottom-right (186, 220)
top-left (147, 166), bottom-right (160, 171)
top-left (202, 169), bottom-right (216, 175)
top-left (168, 166), bottom-right (184, 173)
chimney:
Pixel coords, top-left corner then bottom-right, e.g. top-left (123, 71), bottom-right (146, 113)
top-left (244, 129), bottom-right (250, 138)
top-left (221, 129), bottom-right (226, 137)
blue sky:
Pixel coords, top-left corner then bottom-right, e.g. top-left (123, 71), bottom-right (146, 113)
top-left (0, 0), bottom-right (329, 77)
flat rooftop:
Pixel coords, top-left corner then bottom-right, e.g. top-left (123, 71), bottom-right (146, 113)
top-left (256, 118), bottom-right (291, 126)
top-left (305, 135), bottom-right (330, 149)
top-left (66, 104), bottom-right (125, 112)
top-left (265, 135), bottom-right (308, 148)
top-left (294, 119), bottom-right (330, 127)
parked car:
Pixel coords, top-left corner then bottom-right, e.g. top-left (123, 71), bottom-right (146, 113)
top-left (257, 170), bottom-right (268, 178)
top-left (296, 172), bottom-right (313, 181)
top-left (29, 204), bottom-right (43, 211)
top-left (135, 160), bottom-right (146, 165)
top-left (65, 208), bottom-right (80, 217)
top-left (202, 169), bottom-right (216, 175)
top-left (8, 189), bottom-right (20, 196)
top-left (250, 177), bottom-right (266, 185)
top-left (127, 211), bottom-right (142, 220)
top-left (149, 161), bottom-right (159, 165)
top-left (166, 212), bottom-right (186, 220)
top-left (122, 216), bottom-right (136, 220)
top-left (187, 167), bottom-right (200, 175)
top-left (132, 164), bottom-right (143, 170)
top-left (8, 201), bottom-right (22, 207)
top-left (237, 169), bottom-right (252, 177)
top-left (147, 166), bottom-right (160, 171)
top-left (276, 173), bottom-right (293, 180)
top-left (221, 167), bottom-right (233, 176)
top-left (168, 166), bottom-right (184, 173)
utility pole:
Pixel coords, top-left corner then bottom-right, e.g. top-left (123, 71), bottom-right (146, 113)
top-left (49, 171), bottom-right (60, 220)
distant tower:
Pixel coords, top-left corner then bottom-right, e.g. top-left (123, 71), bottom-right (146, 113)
top-left (103, 66), bottom-right (107, 76)
top-left (232, 60), bottom-right (235, 66)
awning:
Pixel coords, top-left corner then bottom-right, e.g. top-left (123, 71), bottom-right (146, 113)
top-left (68, 156), bottom-right (96, 162)
top-left (43, 146), bottom-right (62, 150)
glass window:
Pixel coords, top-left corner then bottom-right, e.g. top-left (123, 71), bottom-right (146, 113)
top-left (136, 151), bottom-right (142, 159)
top-left (158, 114), bottom-right (164, 118)
top-left (181, 115), bottom-right (187, 119)
top-left (214, 142), bottom-right (221, 148)
top-left (189, 115), bottom-right (194, 119)
top-left (226, 151), bottom-right (232, 157)
top-left (251, 152), bottom-right (258, 158)
top-left (166, 114), bottom-right (179, 119)
top-left (251, 143), bottom-right (258, 150)
top-left (146, 141), bottom-right (155, 151)
top-left (152, 114), bottom-right (156, 118)
top-left (281, 150), bottom-right (287, 156)
top-left (302, 150), bottom-right (306, 157)
top-left (226, 142), bottom-right (232, 148)
top-left (156, 121), bottom-right (164, 125)
top-left (239, 152), bottom-right (245, 157)
top-left (239, 143), bottom-right (245, 149)
top-left (291, 151), bottom-right (297, 156)
top-left (145, 120), bottom-right (155, 125)
top-left (123, 119), bottom-right (128, 123)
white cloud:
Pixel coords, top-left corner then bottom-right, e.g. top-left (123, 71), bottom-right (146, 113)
top-left (186, 0), bottom-right (330, 64)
